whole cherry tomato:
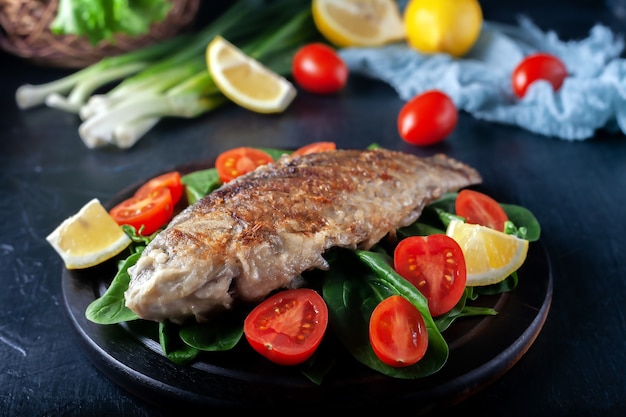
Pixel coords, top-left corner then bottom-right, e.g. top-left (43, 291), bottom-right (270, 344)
top-left (397, 90), bottom-right (458, 146)
top-left (292, 43), bottom-right (348, 94)
top-left (394, 234), bottom-right (467, 317)
top-left (512, 53), bottom-right (568, 98)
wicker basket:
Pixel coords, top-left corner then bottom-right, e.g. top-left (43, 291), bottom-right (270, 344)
top-left (0, 0), bottom-right (201, 68)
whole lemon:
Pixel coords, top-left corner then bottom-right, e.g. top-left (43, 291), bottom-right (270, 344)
top-left (403, 0), bottom-right (483, 58)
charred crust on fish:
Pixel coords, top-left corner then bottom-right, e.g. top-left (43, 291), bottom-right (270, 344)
top-left (125, 148), bottom-right (482, 323)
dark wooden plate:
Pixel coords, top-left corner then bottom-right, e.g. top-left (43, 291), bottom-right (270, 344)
top-left (61, 158), bottom-right (553, 413)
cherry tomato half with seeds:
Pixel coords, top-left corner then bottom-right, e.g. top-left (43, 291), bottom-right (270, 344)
top-left (109, 186), bottom-right (174, 236)
top-left (369, 295), bottom-right (428, 367)
top-left (455, 189), bottom-right (508, 232)
top-left (135, 171), bottom-right (183, 205)
top-left (398, 90), bottom-right (458, 146)
top-left (292, 43), bottom-right (348, 94)
top-left (394, 234), bottom-right (467, 317)
top-left (512, 53), bottom-right (567, 98)
top-left (292, 141), bottom-right (337, 156)
top-left (243, 288), bottom-right (328, 366)
top-left (215, 147), bottom-right (274, 183)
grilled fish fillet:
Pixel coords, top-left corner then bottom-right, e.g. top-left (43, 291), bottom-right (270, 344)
top-left (125, 148), bottom-right (482, 323)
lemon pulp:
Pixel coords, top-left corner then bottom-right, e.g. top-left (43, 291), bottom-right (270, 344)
top-left (46, 198), bottom-right (131, 269)
top-left (207, 36), bottom-right (296, 114)
top-left (312, 0), bottom-right (405, 47)
top-left (446, 219), bottom-right (529, 286)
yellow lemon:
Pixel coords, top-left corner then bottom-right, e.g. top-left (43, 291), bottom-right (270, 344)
top-left (446, 219), bottom-right (529, 286)
top-left (206, 35), bottom-right (296, 114)
top-left (312, 0), bottom-right (405, 47)
top-left (403, 0), bottom-right (483, 57)
top-left (46, 198), bottom-right (131, 270)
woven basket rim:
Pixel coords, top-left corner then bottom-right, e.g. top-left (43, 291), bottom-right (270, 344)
top-left (0, 0), bottom-right (201, 68)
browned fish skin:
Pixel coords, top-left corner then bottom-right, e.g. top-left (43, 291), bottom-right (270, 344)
top-left (125, 148), bottom-right (482, 323)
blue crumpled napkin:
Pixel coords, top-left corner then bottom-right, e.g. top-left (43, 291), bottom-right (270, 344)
top-left (338, 17), bottom-right (626, 140)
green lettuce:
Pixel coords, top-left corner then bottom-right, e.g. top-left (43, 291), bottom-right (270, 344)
top-left (51, 0), bottom-right (173, 45)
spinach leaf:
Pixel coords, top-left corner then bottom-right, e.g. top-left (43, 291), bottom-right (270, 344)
top-left (179, 313), bottom-right (244, 351)
top-left (428, 191), bottom-right (458, 213)
top-left (298, 343), bottom-right (337, 385)
top-left (434, 289), bottom-right (498, 332)
top-left (472, 271), bottom-right (519, 296)
top-left (323, 249), bottom-right (448, 379)
top-left (85, 252), bottom-right (141, 324)
top-left (181, 168), bottom-right (221, 205)
top-left (501, 203), bottom-right (541, 241)
top-left (159, 320), bottom-right (200, 365)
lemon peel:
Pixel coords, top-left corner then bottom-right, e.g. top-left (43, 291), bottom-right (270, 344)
top-left (312, 0), bottom-right (405, 48)
top-left (403, 0), bottom-right (483, 57)
top-left (446, 219), bottom-right (529, 286)
top-left (207, 36), bottom-right (296, 114)
top-left (46, 198), bottom-right (131, 270)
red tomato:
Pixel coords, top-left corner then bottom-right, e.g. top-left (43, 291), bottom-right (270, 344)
top-left (292, 141), bottom-right (337, 156)
top-left (243, 288), bottom-right (328, 366)
top-left (109, 186), bottom-right (174, 236)
top-left (455, 189), bottom-right (509, 232)
top-left (369, 295), bottom-right (428, 367)
top-left (393, 234), bottom-right (467, 317)
top-left (398, 90), bottom-right (458, 146)
top-left (135, 171), bottom-right (183, 205)
top-left (292, 43), bottom-right (348, 94)
top-left (215, 147), bottom-right (274, 183)
top-left (512, 53), bottom-right (567, 98)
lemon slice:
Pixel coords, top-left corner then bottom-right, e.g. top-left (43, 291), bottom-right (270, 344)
top-left (446, 219), bottom-right (529, 286)
top-left (46, 198), bottom-right (131, 270)
top-left (206, 36), bottom-right (296, 114)
top-left (312, 0), bottom-right (406, 47)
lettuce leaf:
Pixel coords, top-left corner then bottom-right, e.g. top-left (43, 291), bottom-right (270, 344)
top-left (51, 0), bottom-right (173, 45)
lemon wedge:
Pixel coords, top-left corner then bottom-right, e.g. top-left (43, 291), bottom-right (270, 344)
top-left (46, 198), bottom-right (131, 270)
top-left (206, 35), bottom-right (296, 114)
top-left (312, 0), bottom-right (405, 47)
top-left (403, 0), bottom-right (483, 57)
top-left (446, 219), bottom-right (529, 286)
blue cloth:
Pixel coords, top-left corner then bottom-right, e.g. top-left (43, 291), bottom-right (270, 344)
top-left (338, 17), bottom-right (626, 140)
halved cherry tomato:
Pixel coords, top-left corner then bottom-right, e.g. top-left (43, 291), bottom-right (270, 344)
top-left (455, 189), bottom-right (508, 232)
top-left (292, 43), bottom-right (348, 94)
top-left (215, 147), bottom-right (274, 183)
top-left (109, 186), bottom-right (174, 236)
top-left (292, 141), bottom-right (337, 156)
top-left (394, 234), bottom-right (467, 317)
top-left (243, 288), bottom-right (328, 366)
top-left (135, 171), bottom-right (183, 205)
top-left (369, 295), bottom-right (428, 367)
top-left (398, 90), bottom-right (458, 146)
top-left (512, 53), bottom-right (567, 98)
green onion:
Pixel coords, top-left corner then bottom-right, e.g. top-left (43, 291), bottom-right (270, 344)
top-left (15, 34), bottom-right (191, 110)
top-left (16, 0), bottom-right (321, 149)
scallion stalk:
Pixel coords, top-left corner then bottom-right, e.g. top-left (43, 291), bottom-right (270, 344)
top-left (15, 34), bottom-right (192, 110)
top-left (17, 0), bottom-right (319, 149)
